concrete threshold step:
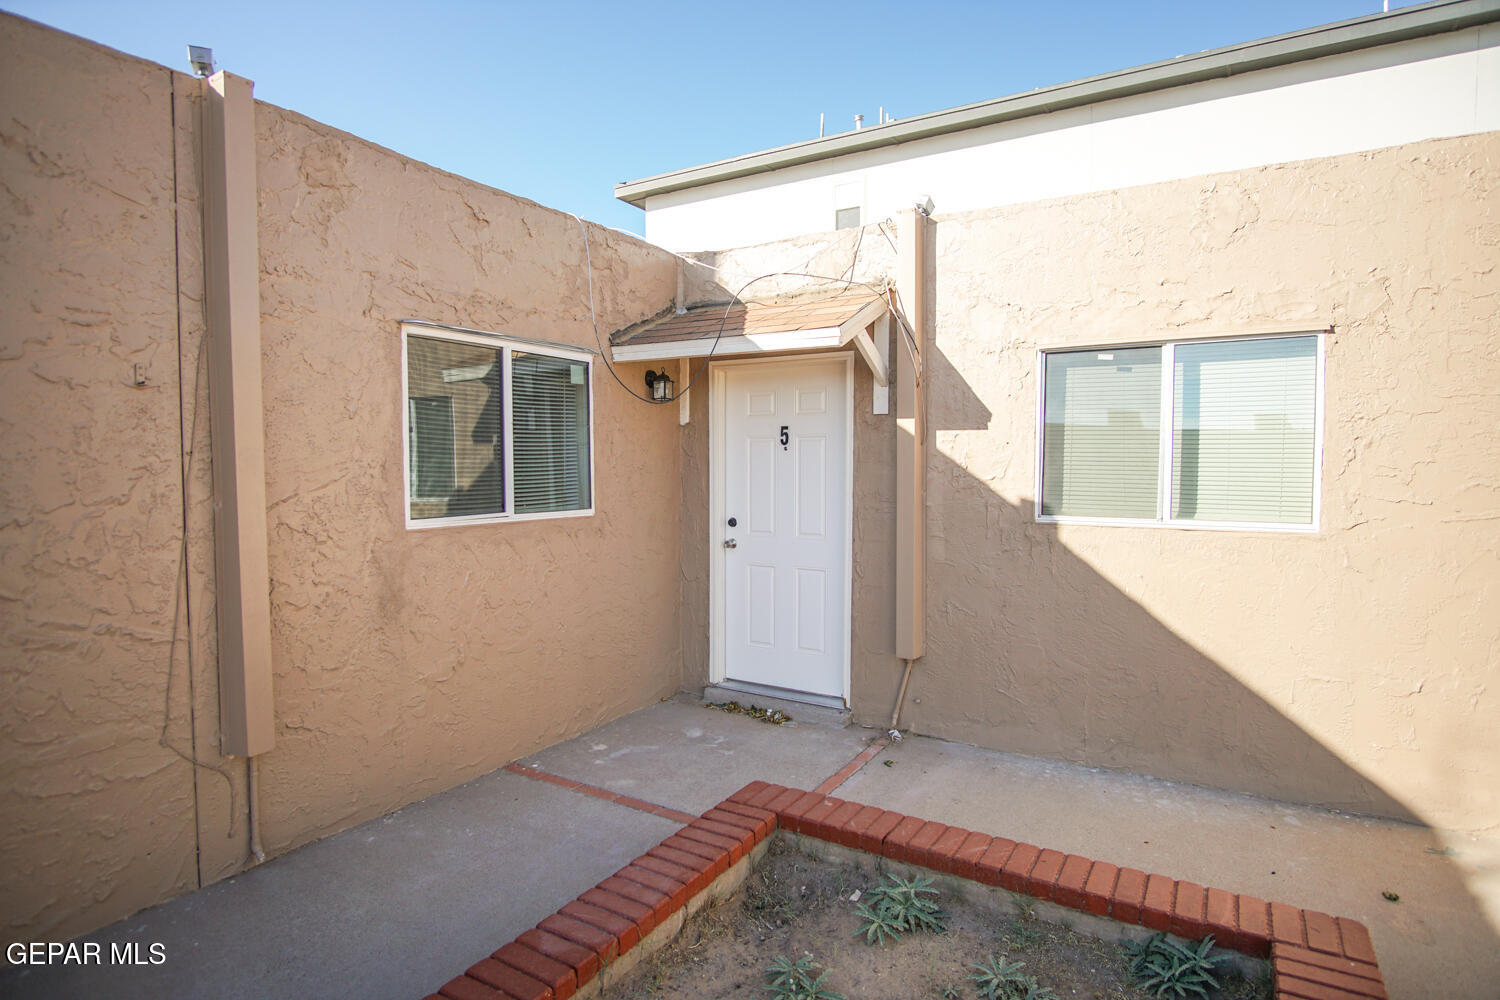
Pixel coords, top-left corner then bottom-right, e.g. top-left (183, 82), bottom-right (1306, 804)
top-left (702, 682), bottom-right (851, 729)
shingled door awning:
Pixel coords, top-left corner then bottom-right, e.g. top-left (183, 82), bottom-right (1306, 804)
top-left (609, 289), bottom-right (890, 386)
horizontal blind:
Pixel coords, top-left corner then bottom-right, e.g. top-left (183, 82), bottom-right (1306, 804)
top-left (406, 335), bottom-right (505, 519)
top-left (512, 353), bottom-right (591, 514)
top-left (1172, 337), bottom-right (1317, 524)
top-left (1042, 347), bottom-right (1162, 518)
top-left (408, 396), bottom-right (455, 499)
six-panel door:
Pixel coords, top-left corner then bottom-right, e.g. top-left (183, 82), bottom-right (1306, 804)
top-left (722, 357), bottom-right (848, 698)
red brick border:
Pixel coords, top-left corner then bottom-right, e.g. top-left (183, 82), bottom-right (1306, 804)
top-left (422, 782), bottom-right (1387, 1000)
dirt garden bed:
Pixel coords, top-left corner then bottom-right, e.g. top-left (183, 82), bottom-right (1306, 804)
top-left (606, 835), bottom-right (1272, 1000)
top-left (425, 781), bottom-right (1387, 1000)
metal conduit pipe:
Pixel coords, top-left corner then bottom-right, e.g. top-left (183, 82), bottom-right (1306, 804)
top-left (889, 657), bottom-right (915, 736)
top-left (247, 756), bottom-right (266, 864)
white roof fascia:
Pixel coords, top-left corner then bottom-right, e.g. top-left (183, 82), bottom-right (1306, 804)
top-left (615, 0), bottom-right (1500, 207)
top-left (610, 327), bottom-right (845, 363)
top-left (610, 296), bottom-right (892, 382)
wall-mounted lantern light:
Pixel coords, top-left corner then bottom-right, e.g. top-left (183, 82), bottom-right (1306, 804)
top-left (645, 369), bottom-right (674, 403)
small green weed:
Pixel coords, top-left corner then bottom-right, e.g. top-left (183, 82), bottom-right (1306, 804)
top-left (1002, 914), bottom-right (1044, 948)
top-left (969, 955), bottom-right (1058, 1000)
top-left (1016, 984), bottom-right (1058, 1000)
top-left (1121, 933), bottom-right (1226, 999)
top-left (764, 954), bottom-right (843, 1000)
top-left (854, 872), bottom-right (947, 945)
top-left (853, 899), bottom-right (905, 946)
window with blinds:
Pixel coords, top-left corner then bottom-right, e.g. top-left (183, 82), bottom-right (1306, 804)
top-left (1040, 334), bottom-right (1320, 529)
top-left (512, 352), bottom-right (591, 514)
top-left (404, 328), bottom-right (593, 526)
top-left (1041, 347), bottom-right (1162, 518)
top-left (1172, 337), bottom-right (1317, 524)
top-left (408, 396), bottom-right (457, 501)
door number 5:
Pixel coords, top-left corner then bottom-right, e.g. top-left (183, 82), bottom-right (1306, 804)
top-left (779, 426), bottom-right (789, 450)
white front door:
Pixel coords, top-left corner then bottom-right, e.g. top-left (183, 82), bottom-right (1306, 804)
top-left (717, 356), bottom-right (850, 699)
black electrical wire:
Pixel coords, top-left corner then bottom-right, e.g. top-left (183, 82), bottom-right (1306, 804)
top-left (575, 216), bottom-right (895, 407)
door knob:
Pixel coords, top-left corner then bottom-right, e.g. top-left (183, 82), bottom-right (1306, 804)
top-left (723, 538), bottom-right (737, 549)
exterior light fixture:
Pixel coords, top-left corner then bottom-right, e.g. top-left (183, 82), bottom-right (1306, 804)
top-left (645, 369), bottom-right (674, 403)
top-left (187, 45), bottom-right (215, 78)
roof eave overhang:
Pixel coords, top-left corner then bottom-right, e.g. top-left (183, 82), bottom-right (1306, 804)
top-left (610, 297), bottom-right (889, 385)
top-left (614, 0), bottom-right (1500, 208)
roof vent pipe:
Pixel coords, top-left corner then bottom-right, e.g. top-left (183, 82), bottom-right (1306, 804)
top-left (854, 114), bottom-right (864, 130)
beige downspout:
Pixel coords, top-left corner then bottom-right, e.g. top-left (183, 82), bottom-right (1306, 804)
top-left (889, 206), bottom-right (928, 733)
top-left (202, 70), bottom-right (274, 863)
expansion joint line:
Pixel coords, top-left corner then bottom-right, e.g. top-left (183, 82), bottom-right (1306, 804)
top-left (813, 737), bottom-right (890, 796)
top-left (503, 764), bottom-right (699, 825)
top-left (505, 735), bottom-right (891, 825)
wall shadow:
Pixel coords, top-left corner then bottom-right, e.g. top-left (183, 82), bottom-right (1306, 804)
top-left (856, 291), bottom-right (1500, 991)
top-left (901, 205), bottom-right (1423, 821)
top-left (676, 219), bottom-right (1500, 988)
top-left (852, 334), bottom-right (1426, 822)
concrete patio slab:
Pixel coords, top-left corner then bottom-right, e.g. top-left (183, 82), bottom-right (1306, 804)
top-left (517, 695), bottom-right (875, 815)
top-left (3, 698), bottom-right (1492, 1000)
top-left (0, 768), bottom-right (680, 1000)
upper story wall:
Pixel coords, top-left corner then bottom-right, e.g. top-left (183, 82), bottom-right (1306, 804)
top-left (635, 18), bottom-right (1500, 251)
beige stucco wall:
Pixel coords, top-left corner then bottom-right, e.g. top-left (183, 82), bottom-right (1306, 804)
top-left (912, 131), bottom-right (1499, 835)
top-left (5, 3), bottom-right (1496, 954)
top-left (683, 132), bottom-right (1499, 835)
top-left (0, 16), bottom-right (202, 946)
top-left (1, 12), bottom-right (684, 945)
top-left (251, 100), bottom-right (682, 857)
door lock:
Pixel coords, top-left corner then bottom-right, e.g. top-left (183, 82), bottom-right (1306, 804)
top-left (723, 538), bottom-right (737, 549)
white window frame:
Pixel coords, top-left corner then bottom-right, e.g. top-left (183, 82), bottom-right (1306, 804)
top-left (401, 321), bottom-right (595, 530)
top-left (1034, 329), bottom-right (1326, 533)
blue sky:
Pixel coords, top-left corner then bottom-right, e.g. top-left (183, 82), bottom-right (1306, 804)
top-left (5, 1), bottom-right (1416, 235)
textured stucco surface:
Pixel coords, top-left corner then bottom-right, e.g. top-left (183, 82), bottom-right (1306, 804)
top-left (911, 132), bottom-right (1499, 836)
top-left (1, 11), bottom-right (684, 945)
top-left (250, 101), bottom-right (682, 858)
top-left (6, 4), bottom-right (1497, 960)
top-left (0, 17), bottom-right (202, 948)
top-left (682, 133), bottom-right (1500, 836)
